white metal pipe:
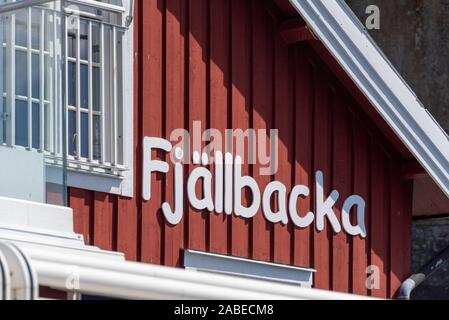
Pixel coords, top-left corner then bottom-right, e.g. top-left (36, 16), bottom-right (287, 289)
top-left (0, 17), bottom-right (4, 144)
top-left (27, 7), bottom-right (33, 149)
top-left (111, 26), bottom-right (118, 166)
top-left (0, 242), bottom-right (38, 300)
top-left (33, 260), bottom-right (294, 300)
top-left (39, 8), bottom-right (45, 151)
top-left (49, 10), bottom-right (56, 154)
top-left (24, 247), bottom-right (371, 300)
top-left (0, 0), bottom-right (55, 15)
top-left (6, 8), bottom-right (16, 146)
top-left (87, 20), bottom-right (93, 162)
top-left (0, 250), bottom-right (11, 300)
top-left (75, 16), bottom-right (81, 159)
top-left (0, 0), bottom-right (126, 15)
top-left (99, 23), bottom-right (105, 163)
top-left (66, 0), bottom-right (126, 14)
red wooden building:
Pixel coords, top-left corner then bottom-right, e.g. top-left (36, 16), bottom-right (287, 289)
top-left (1, 0), bottom-right (448, 300)
top-left (63, 0), bottom-right (449, 299)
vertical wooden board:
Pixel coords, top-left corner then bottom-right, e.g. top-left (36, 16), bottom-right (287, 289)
top-left (383, 157), bottom-right (392, 297)
top-left (351, 117), bottom-right (370, 296)
top-left (117, 197), bottom-right (138, 261)
top-left (115, 0), bottom-right (140, 262)
top-left (312, 63), bottom-right (332, 290)
top-left (230, 0), bottom-right (251, 258)
top-left (389, 159), bottom-right (404, 298)
top-left (390, 177), bottom-right (413, 298)
top-left (402, 180), bottom-right (413, 285)
top-left (209, 0), bottom-right (230, 255)
top-left (370, 142), bottom-right (389, 298)
top-left (93, 193), bottom-right (115, 251)
top-left (331, 92), bottom-right (351, 292)
top-left (293, 45), bottom-right (313, 268)
top-left (69, 187), bottom-right (93, 245)
top-left (117, 0), bottom-right (141, 260)
top-left (188, 0), bottom-right (208, 252)
top-left (250, 0), bottom-right (273, 262)
top-left (273, 34), bottom-right (292, 265)
top-left (165, 0), bottom-right (187, 266)
top-left (140, 0), bottom-right (164, 265)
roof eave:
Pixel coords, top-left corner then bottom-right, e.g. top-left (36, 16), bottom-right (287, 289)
top-left (289, 0), bottom-right (449, 198)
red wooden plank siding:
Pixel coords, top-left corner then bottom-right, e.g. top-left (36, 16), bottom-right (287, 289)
top-left (117, 196), bottom-right (138, 261)
top-left (93, 193), bottom-right (115, 251)
top-left (188, 0), bottom-right (208, 253)
top-left (389, 159), bottom-right (403, 298)
top-left (115, 0), bottom-right (141, 260)
top-left (66, 0), bottom-right (415, 299)
top-left (370, 142), bottom-right (389, 298)
top-left (230, 0), bottom-right (251, 258)
top-left (402, 180), bottom-right (413, 294)
top-left (273, 30), bottom-right (293, 265)
top-left (332, 92), bottom-right (351, 292)
top-left (251, 0), bottom-right (273, 262)
top-left (293, 45), bottom-right (313, 268)
top-left (209, 0), bottom-right (230, 256)
top-left (351, 117), bottom-right (370, 296)
top-left (165, 0), bottom-right (187, 266)
top-left (140, 0), bottom-right (164, 265)
top-left (70, 188), bottom-right (92, 244)
top-left (312, 61), bottom-right (332, 290)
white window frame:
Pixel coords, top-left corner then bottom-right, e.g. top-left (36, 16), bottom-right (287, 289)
top-left (183, 250), bottom-right (316, 288)
top-left (0, 0), bottom-right (134, 197)
top-left (63, 0), bottom-right (134, 197)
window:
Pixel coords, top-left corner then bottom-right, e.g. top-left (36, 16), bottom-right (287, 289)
top-left (0, 0), bottom-right (134, 197)
top-left (1, 3), bottom-right (60, 153)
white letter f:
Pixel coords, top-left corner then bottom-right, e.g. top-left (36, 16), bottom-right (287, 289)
top-left (142, 137), bottom-right (172, 201)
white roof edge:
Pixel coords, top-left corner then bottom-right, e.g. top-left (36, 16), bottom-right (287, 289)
top-left (288, 0), bottom-right (449, 198)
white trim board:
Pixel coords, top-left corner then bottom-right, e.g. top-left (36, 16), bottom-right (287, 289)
top-left (288, 0), bottom-right (449, 198)
top-left (184, 250), bottom-right (316, 288)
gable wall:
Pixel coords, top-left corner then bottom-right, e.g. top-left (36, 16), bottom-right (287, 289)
top-left (68, 0), bottom-right (413, 298)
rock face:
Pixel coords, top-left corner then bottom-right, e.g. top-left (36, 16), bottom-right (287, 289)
top-left (345, 1), bottom-right (449, 300)
top-left (346, 0), bottom-right (449, 134)
top-left (411, 219), bottom-right (449, 300)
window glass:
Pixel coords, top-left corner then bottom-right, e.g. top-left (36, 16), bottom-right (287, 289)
top-left (93, 115), bottom-right (101, 161)
top-left (15, 10), bottom-right (27, 47)
top-left (15, 50), bottom-right (27, 96)
top-left (67, 18), bottom-right (77, 59)
top-left (93, 67), bottom-right (100, 111)
top-left (80, 64), bottom-right (88, 108)
top-left (32, 102), bottom-right (40, 149)
top-left (68, 110), bottom-right (76, 156)
top-left (44, 103), bottom-right (51, 152)
top-left (32, 53), bottom-right (40, 99)
top-left (2, 48), bottom-right (6, 94)
top-left (92, 23), bottom-right (100, 63)
top-left (80, 112), bottom-right (88, 158)
top-left (31, 9), bottom-right (40, 50)
top-left (44, 55), bottom-right (50, 101)
top-left (15, 100), bottom-right (28, 147)
top-left (68, 62), bottom-right (76, 106)
top-left (2, 98), bottom-right (6, 144)
top-left (80, 20), bottom-right (89, 61)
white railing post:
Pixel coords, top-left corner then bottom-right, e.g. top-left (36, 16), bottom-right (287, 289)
top-left (39, 8), bottom-right (45, 152)
top-left (0, 14), bottom-right (4, 144)
top-left (27, 7), bottom-right (32, 149)
top-left (99, 22), bottom-right (105, 164)
top-left (6, 11), bottom-right (16, 147)
top-left (87, 20), bottom-right (93, 162)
